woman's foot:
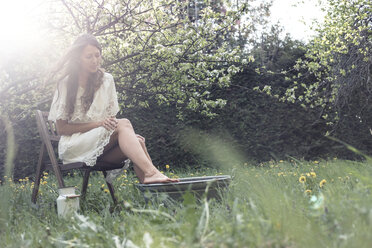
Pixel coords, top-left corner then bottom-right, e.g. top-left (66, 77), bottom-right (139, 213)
top-left (141, 171), bottom-right (179, 184)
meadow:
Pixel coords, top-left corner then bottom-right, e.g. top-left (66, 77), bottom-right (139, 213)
top-left (0, 159), bottom-right (371, 248)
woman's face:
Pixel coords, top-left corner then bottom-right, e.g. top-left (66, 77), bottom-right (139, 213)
top-left (79, 44), bottom-right (102, 74)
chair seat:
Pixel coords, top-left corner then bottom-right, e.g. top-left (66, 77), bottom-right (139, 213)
top-left (46, 162), bottom-right (125, 171)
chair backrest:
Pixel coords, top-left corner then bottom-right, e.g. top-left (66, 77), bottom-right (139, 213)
top-left (35, 110), bottom-right (60, 142)
top-left (35, 110), bottom-right (65, 187)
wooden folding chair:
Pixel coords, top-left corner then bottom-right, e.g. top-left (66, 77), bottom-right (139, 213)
top-left (31, 110), bottom-right (124, 205)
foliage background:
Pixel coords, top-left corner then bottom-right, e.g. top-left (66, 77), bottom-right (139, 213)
top-left (0, 0), bottom-right (371, 179)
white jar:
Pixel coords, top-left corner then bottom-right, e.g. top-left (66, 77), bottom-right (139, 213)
top-left (56, 187), bottom-right (80, 218)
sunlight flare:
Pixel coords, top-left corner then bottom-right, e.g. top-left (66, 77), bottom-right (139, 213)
top-left (0, 0), bottom-right (46, 55)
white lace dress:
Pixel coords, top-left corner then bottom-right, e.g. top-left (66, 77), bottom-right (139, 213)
top-left (48, 72), bottom-right (120, 167)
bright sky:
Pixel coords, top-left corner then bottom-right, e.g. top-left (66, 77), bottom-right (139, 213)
top-left (0, 0), bottom-right (325, 61)
top-left (270, 0), bottom-right (325, 41)
top-left (0, 0), bottom-right (46, 52)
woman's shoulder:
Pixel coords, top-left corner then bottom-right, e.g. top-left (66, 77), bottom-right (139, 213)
top-left (56, 77), bottom-right (68, 92)
top-left (101, 72), bottom-right (114, 88)
top-left (103, 72), bottom-right (114, 82)
top-left (100, 72), bottom-right (116, 92)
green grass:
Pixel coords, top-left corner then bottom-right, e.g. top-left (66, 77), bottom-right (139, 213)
top-left (1, 159), bottom-right (371, 247)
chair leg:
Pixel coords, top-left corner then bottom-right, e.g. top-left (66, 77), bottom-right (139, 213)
top-left (102, 171), bottom-right (117, 205)
top-left (32, 144), bottom-right (46, 204)
top-left (81, 169), bottom-right (91, 199)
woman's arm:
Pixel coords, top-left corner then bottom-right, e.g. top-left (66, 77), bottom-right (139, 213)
top-left (56, 119), bottom-right (102, 136)
top-left (56, 117), bottom-right (118, 136)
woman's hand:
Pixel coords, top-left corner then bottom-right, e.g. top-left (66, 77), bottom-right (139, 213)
top-left (101, 117), bottom-right (118, 131)
top-left (136, 134), bottom-right (145, 143)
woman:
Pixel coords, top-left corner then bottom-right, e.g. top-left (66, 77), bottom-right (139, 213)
top-left (48, 34), bottom-right (177, 184)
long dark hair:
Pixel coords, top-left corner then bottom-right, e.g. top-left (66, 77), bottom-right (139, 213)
top-left (50, 34), bottom-right (104, 119)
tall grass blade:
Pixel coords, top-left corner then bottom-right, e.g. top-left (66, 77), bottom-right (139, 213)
top-left (0, 114), bottom-right (16, 232)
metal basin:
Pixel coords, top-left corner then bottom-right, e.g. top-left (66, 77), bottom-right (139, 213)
top-left (136, 175), bottom-right (231, 201)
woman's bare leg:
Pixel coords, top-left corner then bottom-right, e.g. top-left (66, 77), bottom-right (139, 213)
top-left (99, 145), bottom-right (145, 182)
top-left (136, 135), bottom-right (152, 163)
top-left (133, 165), bottom-right (145, 183)
top-left (101, 119), bottom-right (177, 184)
top-left (99, 135), bottom-right (153, 183)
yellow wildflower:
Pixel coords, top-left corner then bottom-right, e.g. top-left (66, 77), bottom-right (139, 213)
top-left (101, 184), bottom-right (105, 188)
top-left (306, 173), bottom-right (311, 177)
top-left (43, 172), bottom-right (48, 175)
top-left (305, 189), bottom-right (312, 194)
top-left (314, 161), bottom-right (319, 164)
top-left (279, 160), bottom-right (284, 163)
top-left (42, 181), bottom-right (47, 185)
top-left (88, 184), bottom-right (92, 187)
top-left (104, 189), bottom-right (109, 193)
top-left (310, 172), bottom-right (316, 178)
top-left (299, 176), bottom-right (306, 183)
top-left (165, 164), bottom-right (170, 169)
top-left (319, 179), bottom-right (326, 188)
